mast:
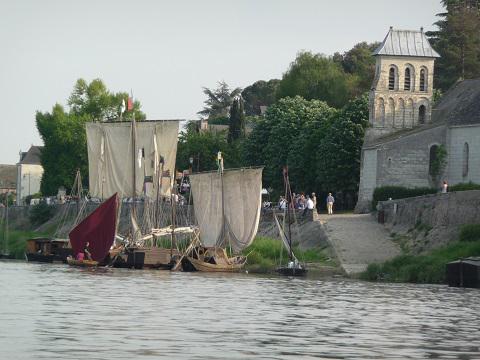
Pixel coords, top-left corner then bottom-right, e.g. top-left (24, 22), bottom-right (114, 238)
top-left (170, 168), bottom-right (177, 258)
top-left (131, 110), bottom-right (137, 241)
top-left (4, 191), bottom-right (9, 255)
top-left (284, 167), bottom-right (293, 261)
top-left (218, 152), bottom-right (226, 249)
top-left (154, 156), bottom-right (164, 228)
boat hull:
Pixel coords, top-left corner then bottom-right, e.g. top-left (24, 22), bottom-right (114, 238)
top-left (184, 256), bottom-right (246, 272)
top-left (25, 253), bottom-right (55, 263)
top-left (67, 258), bottom-right (99, 267)
top-left (276, 266), bottom-right (308, 277)
top-left (111, 247), bottom-right (179, 270)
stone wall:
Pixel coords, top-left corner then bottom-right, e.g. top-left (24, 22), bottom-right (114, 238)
top-left (447, 125), bottom-right (480, 185)
top-left (356, 124), bottom-right (446, 213)
top-left (378, 190), bottom-right (480, 253)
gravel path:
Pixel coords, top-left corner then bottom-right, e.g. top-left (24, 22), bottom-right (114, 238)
top-left (318, 213), bottom-right (401, 275)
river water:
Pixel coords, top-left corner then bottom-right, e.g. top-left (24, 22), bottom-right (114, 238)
top-left (0, 261), bottom-right (479, 360)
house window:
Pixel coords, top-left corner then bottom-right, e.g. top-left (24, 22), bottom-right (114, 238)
top-left (404, 68), bottom-right (411, 91)
top-left (463, 142), bottom-right (469, 177)
top-left (389, 67), bottom-right (395, 90)
top-left (419, 105), bottom-right (426, 124)
top-left (420, 69), bottom-right (426, 91)
top-left (429, 145), bottom-right (438, 176)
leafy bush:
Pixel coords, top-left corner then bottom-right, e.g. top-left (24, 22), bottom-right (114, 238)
top-left (29, 202), bottom-right (54, 226)
top-left (449, 182), bottom-right (480, 192)
top-left (361, 240), bottom-right (480, 284)
top-left (459, 224), bottom-right (480, 242)
top-left (372, 186), bottom-right (437, 209)
top-left (243, 236), bottom-right (330, 272)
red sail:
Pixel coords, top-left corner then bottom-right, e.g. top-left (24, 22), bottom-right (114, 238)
top-left (69, 193), bottom-right (118, 261)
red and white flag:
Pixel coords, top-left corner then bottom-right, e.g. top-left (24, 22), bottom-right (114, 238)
top-left (127, 97), bottom-right (134, 111)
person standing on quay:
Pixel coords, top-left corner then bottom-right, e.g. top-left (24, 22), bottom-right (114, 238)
top-left (326, 193), bottom-right (335, 215)
top-left (442, 181), bottom-right (448, 193)
top-left (311, 192), bottom-right (317, 212)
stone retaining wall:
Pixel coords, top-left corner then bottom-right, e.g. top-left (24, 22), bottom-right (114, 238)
top-left (378, 190), bottom-right (480, 253)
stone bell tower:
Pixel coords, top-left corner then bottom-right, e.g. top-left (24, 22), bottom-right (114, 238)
top-left (355, 27), bottom-right (440, 213)
top-left (366, 27), bottom-right (440, 142)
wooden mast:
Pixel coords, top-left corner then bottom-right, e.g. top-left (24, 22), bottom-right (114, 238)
top-left (131, 109), bottom-right (137, 242)
top-left (218, 152), bottom-right (227, 250)
top-left (284, 166), bottom-right (293, 262)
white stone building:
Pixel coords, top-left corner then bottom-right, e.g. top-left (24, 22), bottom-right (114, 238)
top-left (356, 27), bottom-right (480, 212)
top-left (16, 146), bottom-right (44, 205)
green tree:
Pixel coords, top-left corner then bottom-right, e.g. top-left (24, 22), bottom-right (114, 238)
top-left (36, 79), bottom-right (146, 195)
top-left (227, 97), bottom-right (246, 143)
top-left (68, 78), bottom-right (146, 121)
top-left (428, 0), bottom-right (480, 90)
top-left (243, 96), bottom-right (336, 192)
top-left (176, 122), bottom-right (243, 173)
top-left (316, 95), bottom-right (369, 194)
top-left (197, 81), bottom-right (242, 120)
top-left (276, 52), bottom-right (354, 108)
top-left (333, 42), bottom-right (380, 96)
top-left (241, 79), bottom-right (280, 116)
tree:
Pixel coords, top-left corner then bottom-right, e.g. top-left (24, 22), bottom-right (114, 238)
top-left (428, 0), bottom-right (480, 90)
top-left (333, 42), bottom-right (380, 95)
top-left (316, 95), bottom-right (369, 194)
top-left (36, 79), bottom-right (146, 195)
top-left (227, 97), bottom-right (246, 143)
top-left (241, 79), bottom-right (280, 116)
top-left (197, 81), bottom-right (242, 120)
top-left (276, 52), bottom-right (355, 108)
top-left (176, 121), bottom-right (243, 173)
top-left (243, 96), bottom-right (336, 192)
top-left (68, 78), bottom-right (145, 121)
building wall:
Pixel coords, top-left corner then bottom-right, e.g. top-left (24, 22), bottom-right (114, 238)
top-left (368, 55), bottom-right (435, 141)
top-left (447, 125), bottom-right (480, 185)
top-left (357, 149), bottom-right (378, 208)
top-left (356, 125), bottom-right (446, 212)
top-left (16, 164), bottom-right (43, 205)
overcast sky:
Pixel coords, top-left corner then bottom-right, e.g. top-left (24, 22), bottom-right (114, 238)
top-left (0, 0), bottom-right (444, 164)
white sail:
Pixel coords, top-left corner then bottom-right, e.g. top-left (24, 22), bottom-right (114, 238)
top-left (190, 167), bottom-right (263, 252)
top-left (86, 121), bottom-right (179, 199)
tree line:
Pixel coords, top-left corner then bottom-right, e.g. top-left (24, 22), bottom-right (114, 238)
top-left (36, 1), bottom-right (480, 205)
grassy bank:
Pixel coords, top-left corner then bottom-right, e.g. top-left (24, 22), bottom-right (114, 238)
top-left (243, 236), bottom-right (333, 273)
top-left (361, 225), bottom-right (480, 284)
top-left (0, 228), bottom-right (47, 259)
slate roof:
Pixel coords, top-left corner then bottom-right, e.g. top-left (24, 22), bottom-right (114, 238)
top-left (432, 78), bottom-right (480, 126)
top-left (0, 165), bottom-right (16, 189)
top-left (19, 146), bottom-right (43, 165)
top-left (373, 27), bottom-right (440, 58)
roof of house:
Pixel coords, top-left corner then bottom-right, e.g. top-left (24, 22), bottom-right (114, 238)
top-left (19, 146), bottom-right (43, 165)
top-left (432, 79), bottom-right (480, 126)
top-left (373, 27), bottom-right (440, 58)
top-left (0, 164), bottom-right (16, 189)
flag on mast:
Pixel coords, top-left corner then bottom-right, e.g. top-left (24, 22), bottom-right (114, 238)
top-left (127, 96), bottom-right (134, 111)
top-left (120, 99), bottom-right (126, 114)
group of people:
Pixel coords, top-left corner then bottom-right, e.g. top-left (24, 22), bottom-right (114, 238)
top-left (276, 192), bottom-right (336, 215)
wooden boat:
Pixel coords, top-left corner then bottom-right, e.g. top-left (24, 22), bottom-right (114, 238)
top-left (275, 167), bottom-right (308, 277)
top-left (182, 246), bottom-right (246, 272)
top-left (86, 118), bottom-right (182, 269)
top-left (67, 258), bottom-right (98, 267)
top-left (68, 193), bottom-right (118, 267)
top-left (182, 153), bottom-right (263, 272)
top-left (25, 238), bottom-right (73, 263)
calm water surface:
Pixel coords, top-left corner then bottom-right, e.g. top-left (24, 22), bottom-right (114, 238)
top-left (0, 261), bottom-right (479, 360)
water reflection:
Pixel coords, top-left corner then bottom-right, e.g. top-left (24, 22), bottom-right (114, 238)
top-left (0, 261), bottom-right (479, 359)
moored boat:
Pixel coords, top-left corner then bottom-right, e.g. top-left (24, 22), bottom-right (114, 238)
top-left (275, 167), bottom-right (308, 277)
top-left (66, 258), bottom-right (98, 267)
top-left (183, 153), bottom-right (263, 272)
top-left (25, 238), bottom-right (73, 263)
top-left (68, 193), bottom-right (118, 267)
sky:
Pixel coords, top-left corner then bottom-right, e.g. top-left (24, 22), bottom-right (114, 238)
top-left (0, 0), bottom-right (444, 164)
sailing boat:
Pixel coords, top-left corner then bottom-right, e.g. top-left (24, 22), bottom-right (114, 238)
top-left (85, 117), bottom-right (184, 269)
top-left (182, 152), bottom-right (263, 272)
top-left (0, 192), bottom-right (14, 259)
top-left (67, 193), bottom-right (118, 267)
top-left (275, 167), bottom-right (307, 276)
